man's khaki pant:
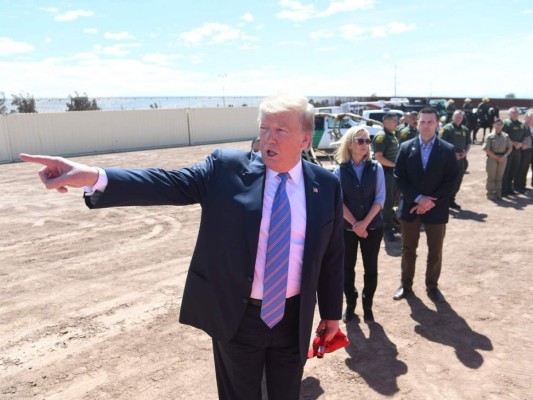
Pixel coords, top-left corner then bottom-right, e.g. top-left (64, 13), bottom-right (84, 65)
top-left (400, 218), bottom-right (446, 290)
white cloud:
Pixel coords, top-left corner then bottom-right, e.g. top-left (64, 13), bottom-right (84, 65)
top-left (277, 40), bottom-right (306, 46)
top-left (340, 21), bottom-right (416, 40)
top-left (310, 30), bottom-right (336, 39)
top-left (241, 12), bottom-right (254, 22)
top-left (319, 0), bottom-right (374, 17)
top-left (104, 32), bottom-right (136, 40)
top-left (93, 43), bottom-right (141, 57)
top-left (524, 9), bottom-right (533, 14)
top-left (388, 22), bottom-right (416, 34)
top-left (276, 0), bottom-right (316, 22)
top-left (0, 37), bottom-right (34, 56)
top-left (239, 43), bottom-right (260, 50)
top-left (54, 9), bottom-right (95, 22)
top-left (180, 23), bottom-right (255, 46)
top-left (277, 0), bottom-right (374, 21)
top-left (340, 24), bottom-right (367, 40)
top-left (142, 53), bottom-right (181, 65)
top-left (84, 28), bottom-right (99, 35)
top-left (315, 46), bottom-right (338, 52)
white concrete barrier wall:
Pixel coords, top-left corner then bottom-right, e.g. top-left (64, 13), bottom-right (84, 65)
top-left (0, 107), bottom-right (259, 163)
top-left (188, 107), bottom-right (259, 144)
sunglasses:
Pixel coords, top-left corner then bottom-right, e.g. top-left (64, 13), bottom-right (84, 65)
top-left (353, 138), bottom-right (372, 144)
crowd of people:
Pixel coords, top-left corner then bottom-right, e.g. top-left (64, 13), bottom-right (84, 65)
top-left (20, 93), bottom-right (532, 399)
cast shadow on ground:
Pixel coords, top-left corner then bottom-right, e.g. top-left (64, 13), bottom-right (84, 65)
top-left (343, 318), bottom-right (408, 396)
top-left (406, 295), bottom-right (493, 369)
top-left (494, 192), bottom-right (533, 210)
top-left (299, 376), bottom-right (325, 400)
top-left (449, 209), bottom-right (487, 222)
top-left (384, 237), bottom-right (402, 257)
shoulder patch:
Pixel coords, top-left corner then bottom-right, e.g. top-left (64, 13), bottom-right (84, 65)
top-left (375, 134), bottom-right (384, 144)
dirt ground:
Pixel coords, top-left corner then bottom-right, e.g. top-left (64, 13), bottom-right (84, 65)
top-left (1, 129), bottom-right (532, 399)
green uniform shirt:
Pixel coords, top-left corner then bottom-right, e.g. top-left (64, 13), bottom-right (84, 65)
top-left (395, 123), bottom-right (407, 137)
top-left (439, 123), bottom-right (470, 152)
top-left (372, 129), bottom-right (399, 163)
top-left (482, 132), bottom-right (511, 154)
top-left (502, 119), bottom-right (526, 142)
top-left (398, 126), bottom-right (418, 143)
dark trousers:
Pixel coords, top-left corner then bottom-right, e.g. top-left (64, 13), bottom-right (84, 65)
top-left (502, 147), bottom-right (521, 193)
top-left (343, 227), bottom-right (383, 309)
top-left (383, 172), bottom-right (396, 232)
top-left (452, 157), bottom-right (467, 202)
top-left (515, 148), bottom-right (532, 190)
top-left (212, 299), bottom-right (303, 400)
top-left (400, 218), bottom-right (446, 290)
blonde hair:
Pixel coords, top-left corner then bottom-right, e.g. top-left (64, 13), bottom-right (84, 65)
top-left (258, 93), bottom-right (315, 132)
top-left (335, 127), bottom-right (371, 164)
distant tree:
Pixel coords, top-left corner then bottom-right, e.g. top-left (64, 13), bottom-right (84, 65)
top-left (0, 95), bottom-right (6, 114)
top-left (12, 92), bottom-right (37, 113)
top-left (66, 92), bottom-right (100, 111)
top-left (242, 103), bottom-right (248, 107)
top-left (149, 102), bottom-right (159, 109)
top-left (504, 93), bottom-right (516, 99)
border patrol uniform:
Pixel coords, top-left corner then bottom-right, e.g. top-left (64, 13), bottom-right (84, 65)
top-left (372, 129), bottom-right (399, 232)
top-left (398, 125), bottom-right (418, 144)
top-left (482, 131), bottom-right (511, 199)
top-left (502, 119), bottom-right (526, 194)
top-left (439, 122), bottom-right (470, 203)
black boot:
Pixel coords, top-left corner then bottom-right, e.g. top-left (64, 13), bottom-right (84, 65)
top-left (362, 295), bottom-right (374, 323)
top-left (343, 293), bottom-right (358, 322)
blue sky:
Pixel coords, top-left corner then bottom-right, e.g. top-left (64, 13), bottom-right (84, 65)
top-left (1, 0), bottom-right (532, 98)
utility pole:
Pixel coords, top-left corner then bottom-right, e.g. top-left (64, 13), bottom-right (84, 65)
top-left (394, 64), bottom-right (396, 97)
top-left (218, 73), bottom-right (227, 107)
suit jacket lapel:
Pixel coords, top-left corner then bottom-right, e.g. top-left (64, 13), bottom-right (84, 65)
top-left (241, 154), bottom-right (266, 268)
top-left (409, 138), bottom-right (424, 176)
top-left (301, 160), bottom-right (321, 280)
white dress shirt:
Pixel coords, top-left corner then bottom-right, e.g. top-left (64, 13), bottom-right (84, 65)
top-left (85, 163), bottom-right (307, 299)
top-left (250, 162), bottom-right (306, 299)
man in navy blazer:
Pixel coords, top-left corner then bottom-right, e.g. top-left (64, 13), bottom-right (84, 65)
top-left (393, 107), bottom-right (459, 304)
top-left (20, 93), bottom-right (344, 400)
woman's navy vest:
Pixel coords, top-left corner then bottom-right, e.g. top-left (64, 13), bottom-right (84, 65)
top-left (339, 160), bottom-right (383, 230)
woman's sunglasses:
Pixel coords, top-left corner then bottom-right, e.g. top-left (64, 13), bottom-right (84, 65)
top-left (353, 138), bottom-right (372, 144)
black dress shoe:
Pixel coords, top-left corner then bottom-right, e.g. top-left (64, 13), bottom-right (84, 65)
top-left (343, 305), bottom-right (356, 322)
top-left (427, 288), bottom-right (446, 303)
top-left (393, 286), bottom-right (412, 300)
top-left (363, 308), bottom-right (374, 323)
top-left (449, 201), bottom-right (461, 210)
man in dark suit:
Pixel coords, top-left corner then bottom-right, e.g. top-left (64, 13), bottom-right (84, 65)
top-left (20, 93), bottom-right (344, 400)
top-left (392, 107), bottom-right (459, 303)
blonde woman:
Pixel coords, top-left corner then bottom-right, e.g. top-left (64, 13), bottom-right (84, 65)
top-left (333, 128), bottom-right (385, 323)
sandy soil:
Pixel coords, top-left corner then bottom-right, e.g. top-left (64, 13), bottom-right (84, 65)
top-left (1, 132), bottom-right (532, 399)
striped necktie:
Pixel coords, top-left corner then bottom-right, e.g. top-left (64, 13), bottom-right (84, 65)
top-left (261, 173), bottom-right (291, 329)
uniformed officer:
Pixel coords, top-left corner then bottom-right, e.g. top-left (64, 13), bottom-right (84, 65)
top-left (372, 112), bottom-right (400, 241)
top-left (398, 112), bottom-right (418, 144)
top-left (395, 111), bottom-right (410, 137)
top-left (445, 99), bottom-right (456, 123)
top-left (477, 98), bottom-right (490, 116)
top-left (482, 119), bottom-right (512, 200)
top-left (439, 110), bottom-right (470, 210)
top-left (463, 98), bottom-right (473, 113)
top-left (502, 106), bottom-right (527, 195)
